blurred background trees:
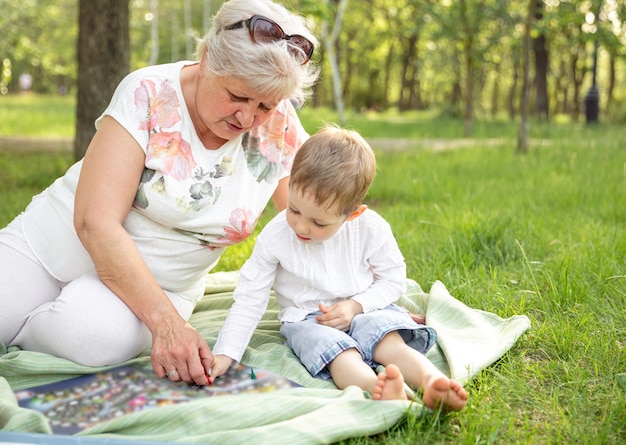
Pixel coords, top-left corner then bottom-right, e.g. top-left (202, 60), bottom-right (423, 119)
top-left (1, 0), bottom-right (625, 125)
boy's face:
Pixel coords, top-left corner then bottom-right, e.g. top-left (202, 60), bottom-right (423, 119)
top-left (286, 187), bottom-right (349, 243)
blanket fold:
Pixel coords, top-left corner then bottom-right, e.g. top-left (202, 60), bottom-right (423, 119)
top-left (0, 272), bottom-right (530, 444)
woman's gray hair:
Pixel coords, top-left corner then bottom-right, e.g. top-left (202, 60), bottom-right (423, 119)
top-left (195, 0), bottom-right (319, 105)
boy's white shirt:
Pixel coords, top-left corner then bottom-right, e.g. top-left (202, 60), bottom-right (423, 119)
top-left (213, 208), bottom-right (407, 362)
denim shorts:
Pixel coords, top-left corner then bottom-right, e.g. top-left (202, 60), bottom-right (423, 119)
top-left (280, 304), bottom-right (437, 380)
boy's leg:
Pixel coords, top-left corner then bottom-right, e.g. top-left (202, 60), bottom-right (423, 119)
top-left (328, 349), bottom-right (411, 401)
top-left (282, 317), bottom-right (400, 398)
top-left (327, 348), bottom-right (378, 392)
top-left (371, 363), bottom-right (408, 401)
top-left (373, 331), bottom-right (468, 410)
top-left (282, 315), bottom-right (362, 380)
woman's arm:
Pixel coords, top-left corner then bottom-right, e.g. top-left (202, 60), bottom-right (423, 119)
top-left (74, 116), bottom-right (212, 385)
top-left (271, 176), bottom-right (289, 211)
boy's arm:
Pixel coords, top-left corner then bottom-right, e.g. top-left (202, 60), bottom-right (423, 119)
top-left (212, 236), bottom-right (278, 365)
top-left (351, 224), bottom-right (407, 313)
top-left (212, 268), bottom-right (275, 362)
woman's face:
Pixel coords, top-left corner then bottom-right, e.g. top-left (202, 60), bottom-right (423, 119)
top-left (195, 72), bottom-right (280, 143)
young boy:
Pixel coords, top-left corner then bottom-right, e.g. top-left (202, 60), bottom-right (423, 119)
top-left (211, 126), bottom-right (468, 410)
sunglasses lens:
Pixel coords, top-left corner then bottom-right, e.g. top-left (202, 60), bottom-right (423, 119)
top-left (252, 17), bottom-right (284, 43)
top-left (288, 35), bottom-right (313, 58)
top-left (247, 16), bottom-right (313, 63)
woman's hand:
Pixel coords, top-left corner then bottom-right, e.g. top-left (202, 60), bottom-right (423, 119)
top-left (315, 300), bottom-right (363, 331)
top-left (271, 176), bottom-right (290, 211)
top-left (151, 320), bottom-right (213, 386)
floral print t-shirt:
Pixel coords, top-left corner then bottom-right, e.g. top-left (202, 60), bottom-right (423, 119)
top-left (21, 62), bottom-right (308, 298)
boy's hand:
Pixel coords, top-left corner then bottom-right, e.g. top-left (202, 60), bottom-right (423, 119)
top-left (316, 300), bottom-right (363, 331)
top-left (410, 313), bottom-right (426, 325)
top-left (210, 355), bottom-right (234, 382)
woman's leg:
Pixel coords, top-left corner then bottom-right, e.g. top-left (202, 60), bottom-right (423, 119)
top-left (0, 218), bottom-right (62, 345)
top-left (12, 271), bottom-right (195, 366)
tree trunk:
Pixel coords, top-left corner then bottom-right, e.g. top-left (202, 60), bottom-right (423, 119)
top-left (517, 0), bottom-right (536, 154)
top-left (341, 29), bottom-right (355, 107)
top-left (570, 50), bottom-right (585, 120)
top-left (408, 41), bottom-right (422, 110)
top-left (203, 0), bottom-right (213, 34)
top-left (365, 68), bottom-right (379, 110)
top-left (607, 53), bottom-right (615, 113)
top-left (553, 59), bottom-right (566, 115)
top-left (507, 59), bottom-right (518, 121)
top-left (459, 0), bottom-right (474, 137)
top-left (184, 0), bottom-right (192, 58)
top-left (148, 0), bottom-right (160, 66)
top-left (532, 0), bottom-right (549, 120)
top-left (463, 37), bottom-right (474, 137)
top-left (382, 41), bottom-right (394, 109)
top-left (171, 11), bottom-right (180, 62)
top-left (74, 0), bottom-right (130, 160)
top-left (450, 49), bottom-right (462, 117)
top-left (398, 34), bottom-right (417, 112)
top-left (491, 63), bottom-right (500, 119)
top-left (322, 0), bottom-right (348, 123)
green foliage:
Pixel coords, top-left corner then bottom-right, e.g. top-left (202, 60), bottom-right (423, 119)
top-left (297, 106), bottom-right (523, 139)
top-left (0, 0), bottom-right (77, 94)
top-left (1, 103), bottom-right (624, 444)
top-left (1, 1), bottom-right (626, 122)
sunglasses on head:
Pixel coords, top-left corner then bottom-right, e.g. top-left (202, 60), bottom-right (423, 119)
top-left (224, 15), bottom-right (314, 64)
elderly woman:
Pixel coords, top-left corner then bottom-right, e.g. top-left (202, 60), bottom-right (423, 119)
top-left (0, 0), bottom-right (319, 386)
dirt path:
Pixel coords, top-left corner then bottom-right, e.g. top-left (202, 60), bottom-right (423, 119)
top-left (0, 136), bottom-right (74, 153)
top-left (366, 137), bottom-right (509, 152)
top-left (0, 135), bottom-right (510, 154)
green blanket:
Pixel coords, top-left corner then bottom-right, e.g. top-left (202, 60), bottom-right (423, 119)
top-left (0, 272), bottom-right (530, 444)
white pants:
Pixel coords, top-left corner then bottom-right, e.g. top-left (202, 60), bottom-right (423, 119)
top-left (0, 214), bottom-right (195, 366)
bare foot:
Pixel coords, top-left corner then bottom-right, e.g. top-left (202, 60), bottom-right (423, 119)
top-left (422, 375), bottom-right (468, 411)
top-left (372, 364), bottom-right (408, 401)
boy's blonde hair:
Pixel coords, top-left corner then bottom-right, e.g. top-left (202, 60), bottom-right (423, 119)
top-left (289, 125), bottom-right (376, 216)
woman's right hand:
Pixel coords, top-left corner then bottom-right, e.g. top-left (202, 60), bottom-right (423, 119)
top-left (151, 320), bottom-right (214, 386)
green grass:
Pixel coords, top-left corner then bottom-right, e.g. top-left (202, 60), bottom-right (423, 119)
top-left (1, 95), bottom-right (625, 444)
top-left (0, 150), bottom-right (74, 226)
top-left (0, 94), bottom-right (76, 136)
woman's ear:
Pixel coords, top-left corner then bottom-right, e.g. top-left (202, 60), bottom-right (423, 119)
top-left (198, 52), bottom-right (208, 76)
top-left (346, 204), bottom-right (367, 221)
